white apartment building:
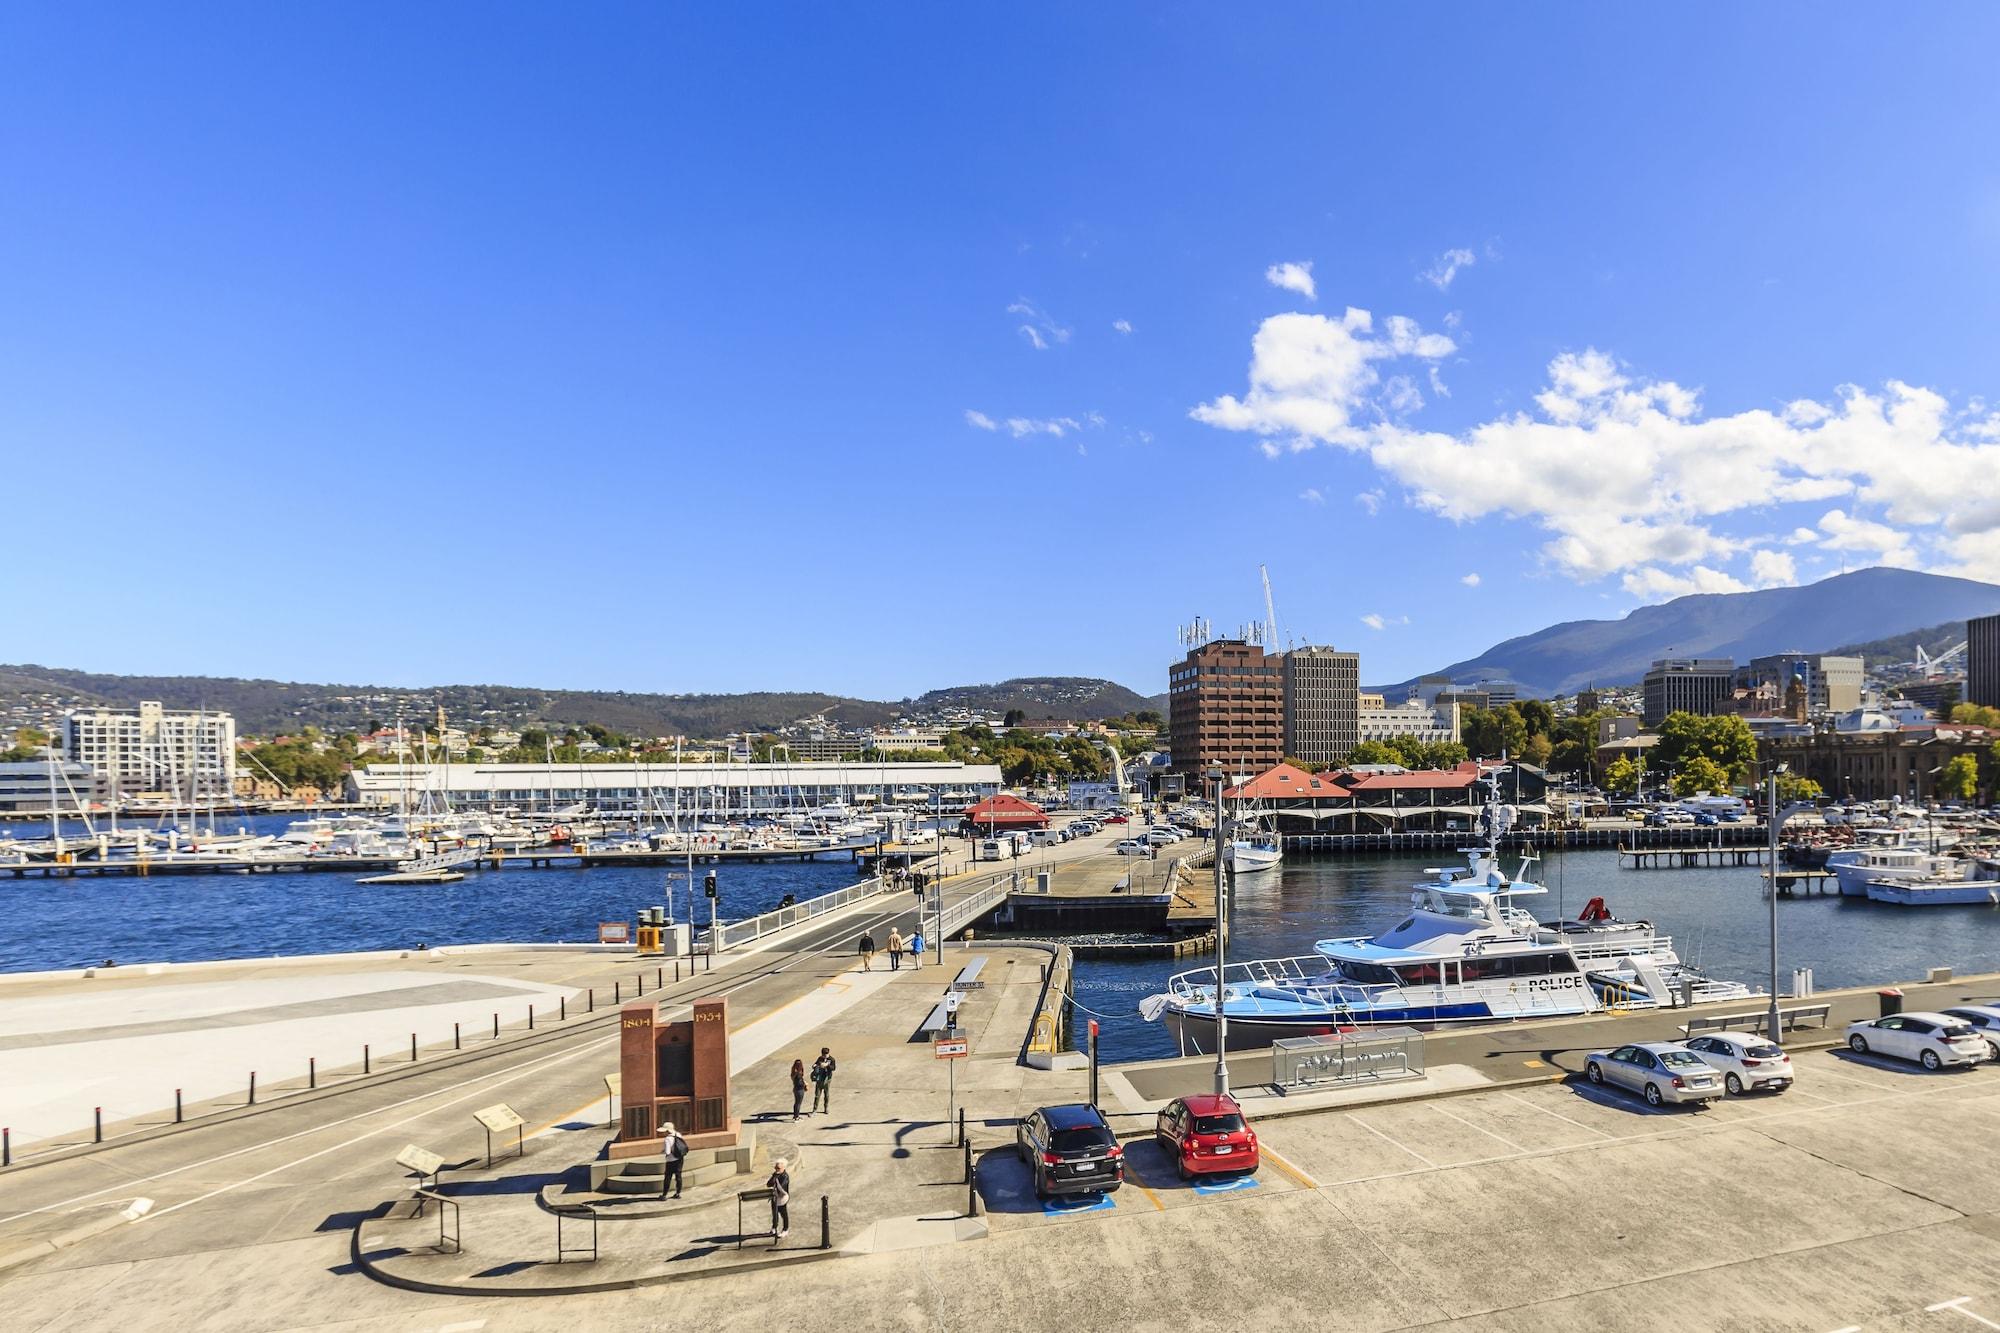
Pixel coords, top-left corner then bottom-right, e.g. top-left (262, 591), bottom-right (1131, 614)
top-left (61, 701), bottom-right (237, 799)
top-left (1357, 695), bottom-right (1461, 745)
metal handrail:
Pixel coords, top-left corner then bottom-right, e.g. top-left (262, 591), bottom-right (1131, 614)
top-left (708, 875), bottom-right (888, 951)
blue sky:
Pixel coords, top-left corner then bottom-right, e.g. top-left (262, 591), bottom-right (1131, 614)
top-left (5, 6), bottom-right (2000, 700)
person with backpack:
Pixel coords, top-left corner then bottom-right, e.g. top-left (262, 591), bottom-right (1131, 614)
top-left (767, 1157), bottom-right (792, 1238)
top-left (810, 1046), bottom-right (836, 1113)
top-left (661, 1121), bottom-right (689, 1199)
top-left (910, 929), bottom-right (926, 967)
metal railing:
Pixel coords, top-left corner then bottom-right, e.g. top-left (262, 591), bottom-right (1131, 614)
top-left (707, 875), bottom-right (888, 951)
top-left (1272, 1027), bottom-right (1425, 1090)
top-left (939, 875), bottom-right (1012, 938)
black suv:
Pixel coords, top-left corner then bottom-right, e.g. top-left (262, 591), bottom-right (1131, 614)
top-left (1016, 1103), bottom-right (1123, 1199)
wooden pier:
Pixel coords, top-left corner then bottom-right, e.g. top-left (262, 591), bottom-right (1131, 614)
top-left (1283, 824), bottom-right (1769, 855)
top-left (1618, 843), bottom-right (1772, 869)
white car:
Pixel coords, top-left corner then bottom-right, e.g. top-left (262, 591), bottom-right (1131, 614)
top-left (1682, 1032), bottom-right (1794, 1095)
top-left (1144, 828), bottom-right (1180, 846)
top-left (1940, 1005), bottom-right (2000, 1062)
top-left (1845, 1011), bottom-right (1990, 1070)
top-left (1115, 839), bottom-right (1151, 856)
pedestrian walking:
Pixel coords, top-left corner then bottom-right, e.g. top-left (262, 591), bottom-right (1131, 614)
top-left (859, 931), bottom-right (876, 971)
top-left (768, 1158), bottom-right (792, 1238)
top-left (910, 929), bottom-right (926, 967)
top-left (790, 1058), bottom-right (807, 1120)
top-left (810, 1046), bottom-right (836, 1113)
top-left (887, 927), bottom-right (905, 971)
top-left (661, 1121), bottom-right (689, 1199)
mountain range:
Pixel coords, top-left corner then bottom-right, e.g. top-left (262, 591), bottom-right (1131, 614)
top-left (0, 666), bottom-right (1161, 739)
top-left (1377, 567), bottom-right (2000, 698)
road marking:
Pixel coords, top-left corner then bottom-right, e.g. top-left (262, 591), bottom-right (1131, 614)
top-left (1427, 1101), bottom-right (1526, 1152)
top-left (145, 1035), bottom-right (618, 1220)
top-left (0, 1036), bottom-right (614, 1228)
top-left (1930, 1297), bottom-right (2000, 1329)
top-left (1347, 1115), bottom-right (1434, 1168)
top-left (1258, 1144), bottom-right (1318, 1189)
top-left (1499, 1091), bottom-right (1616, 1139)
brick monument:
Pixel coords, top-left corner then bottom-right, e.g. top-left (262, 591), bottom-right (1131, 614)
top-left (610, 995), bottom-right (737, 1159)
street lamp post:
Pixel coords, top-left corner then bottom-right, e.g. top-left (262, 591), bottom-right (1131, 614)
top-left (1765, 764), bottom-right (1815, 1039)
top-left (1207, 764), bottom-right (1231, 1096)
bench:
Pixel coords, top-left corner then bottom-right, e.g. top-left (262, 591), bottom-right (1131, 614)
top-left (918, 999), bottom-right (959, 1038)
top-left (1681, 1003), bottom-right (1833, 1040)
top-left (949, 956), bottom-right (987, 992)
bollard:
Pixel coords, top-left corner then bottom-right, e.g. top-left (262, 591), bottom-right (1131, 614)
top-left (967, 1171), bottom-right (978, 1217)
top-left (308, 1058), bottom-right (316, 1090)
top-left (674, 961), bottom-right (681, 983)
top-left (2, 1127), bottom-right (9, 1168)
top-left (963, 1139), bottom-right (972, 1183)
top-left (958, 1107), bottom-right (966, 1147)
top-left (454, 1022), bottom-right (461, 1050)
top-left (175, 1087), bottom-right (184, 1121)
top-left (656, 966), bottom-right (663, 988)
top-left (248, 1071), bottom-right (257, 1105)
top-left (615, 981), bottom-right (622, 1003)
top-left (95, 1106), bottom-right (103, 1143)
top-left (637, 973), bottom-right (644, 997)
top-left (364, 1043), bottom-right (371, 1075)
top-left (820, 1195), bottom-right (830, 1250)
top-left (561, 996), bottom-right (567, 1021)
top-left (493, 1012), bottom-right (500, 1039)
top-left (588, 988), bottom-right (595, 1013)
top-left (411, 1033), bottom-right (418, 1062)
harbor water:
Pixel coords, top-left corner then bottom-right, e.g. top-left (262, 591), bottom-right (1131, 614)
top-left (1072, 847), bottom-right (2000, 1064)
top-left (0, 814), bottom-right (864, 973)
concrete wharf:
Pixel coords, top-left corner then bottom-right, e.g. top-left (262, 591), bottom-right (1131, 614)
top-left (1283, 821), bottom-right (1769, 853)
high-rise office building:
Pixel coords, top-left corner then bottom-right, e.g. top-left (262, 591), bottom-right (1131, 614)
top-left (1641, 659), bottom-right (1736, 727)
top-left (1282, 646), bottom-right (1360, 768)
top-left (1736, 654), bottom-right (1863, 714)
top-left (1168, 639), bottom-right (1284, 778)
top-left (1970, 613), bottom-right (2000, 709)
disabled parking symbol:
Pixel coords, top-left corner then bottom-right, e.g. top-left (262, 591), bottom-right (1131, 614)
top-left (1192, 1175), bottom-right (1260, 1196)
top-left (1042, 1192), bottom-right (1117, 1215)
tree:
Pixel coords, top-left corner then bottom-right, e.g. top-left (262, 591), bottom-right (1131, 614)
top-left (519, 728), bottom-right (550, 754)
top-left (1003, 709), bottom-right (1026, 729)
top-left (1461, 705), bottom-right (1528, 759)
top-left (1940, 754), bottom-right (1980, 801)
top-left (1774, 771), bottom-right (1823, 803)
top-left (1654, 712), bottom-right (1756, 783)
top-left (1604, 755), bottom-right (1641, 796)
top-left (1516, 699), bottom-right (1554, 738)
top-left (1521, 733), bottom-right (1554, 768)
top-left (1670, 755), bottom-right (1731, 798)
top-left (1950, 702), bottom-right (2000, 728)
top-left (1548, 737), bottom-right (1593, 774)
top-left (1346, 740), bottom-right (1401, 766)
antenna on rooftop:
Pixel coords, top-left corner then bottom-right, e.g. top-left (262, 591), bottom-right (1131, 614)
top-left (1176, 617), bottom-right (1213, 649)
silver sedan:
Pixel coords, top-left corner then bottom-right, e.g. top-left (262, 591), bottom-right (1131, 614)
top-left (1584, 1041), bottom-right (1725, 1108)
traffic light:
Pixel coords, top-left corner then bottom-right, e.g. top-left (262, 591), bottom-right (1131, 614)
top-left (704, 870), bottom-right (718, 899)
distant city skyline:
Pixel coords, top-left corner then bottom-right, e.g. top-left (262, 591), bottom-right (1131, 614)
top-left (5, 7), bottom-right (2000, 698)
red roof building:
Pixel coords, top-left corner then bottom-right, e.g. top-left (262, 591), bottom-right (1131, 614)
top-left (962, 793), bottom-right (1049, 830)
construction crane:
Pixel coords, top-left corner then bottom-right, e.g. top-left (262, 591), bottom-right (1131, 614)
top-left (1260, 564), bottom-right (1282, 651)
top-left (1914, 641), bottom-right (1967, 676)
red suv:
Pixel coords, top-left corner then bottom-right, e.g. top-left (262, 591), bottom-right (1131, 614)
top-left (1154, 1093), bottom-right (1258, 1180)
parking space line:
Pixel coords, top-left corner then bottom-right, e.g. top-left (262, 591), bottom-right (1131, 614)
top-left (1427, 1101), bottom-right (1526, 1152)
top-left (1258, 1144), bottom-right (1318, 1189)
top-left (1499, 1091), bottom-right (1616, 1138)
top-left (1929, 1296), bottom-right (2000, 1329)
top-left (1347, 1114), bottom-right (1435, 1168)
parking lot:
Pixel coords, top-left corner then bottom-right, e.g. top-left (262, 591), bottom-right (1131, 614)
top-left (975, 1044), bottom-right (2000, 1329)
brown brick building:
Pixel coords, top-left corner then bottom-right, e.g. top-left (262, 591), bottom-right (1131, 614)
top-left (1169, 639), bottom-right (1284, 778)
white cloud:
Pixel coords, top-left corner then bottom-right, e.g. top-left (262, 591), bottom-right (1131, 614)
top-left (1189, 308), bottom-right (1456, 456)
top-left (1355, 488), bottom-right (1384, 515)
top-left (1460, 572), bottom-right (1481, 587)
top-left (1264, 261), bottom-right (1317, 301)
top-left (1112, 319), bottom-right (1133, 335)
top-left (969, 409), bottom-right (1105, 440)
top-left (1007, 297), bottom-right (1070, 350)
top-left (1420, 247), bottom-right (1477, 291)
top-left (1749, 549), bottom-right (1797, 587)
top-left (1195, 310), bottom-right (2000, 587)
top-left (1299, 488), bottom-right (1325, 504)
top-left (1360, 612), bottom-right (1410, 631)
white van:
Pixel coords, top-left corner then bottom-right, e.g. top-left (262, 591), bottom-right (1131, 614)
top-left (1029, 829), bottom-right (1061, 848)
top-left (978, 838), bottom-right (1005, 861)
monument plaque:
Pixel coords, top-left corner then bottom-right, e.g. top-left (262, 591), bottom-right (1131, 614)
top-left (611, 995), bottom-right (737, 1159)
